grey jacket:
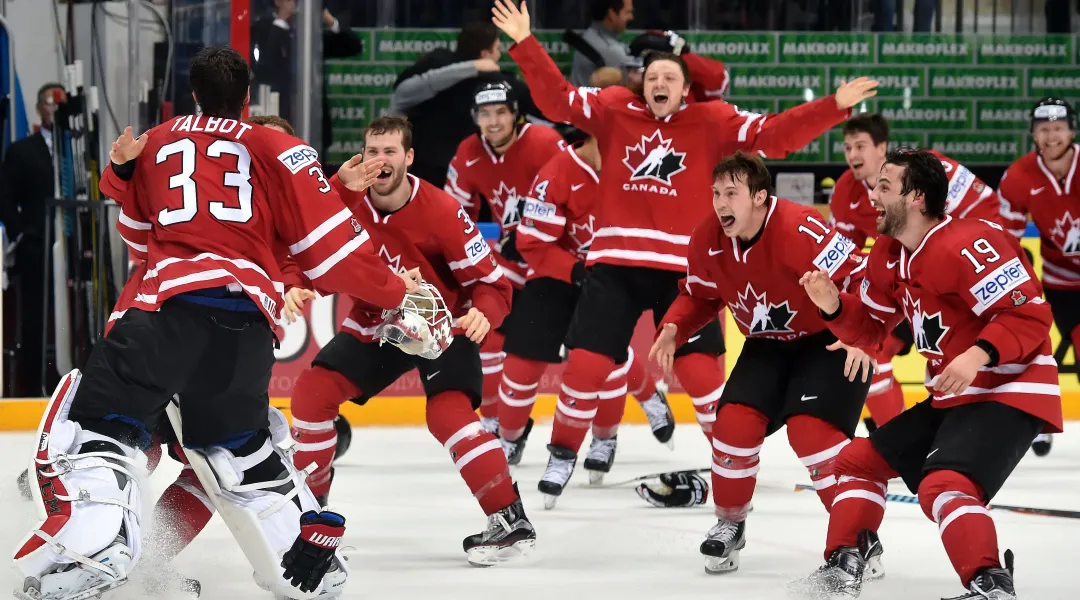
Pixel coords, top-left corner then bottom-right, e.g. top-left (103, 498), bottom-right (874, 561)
top-left (570, 22), bottom-right (634, 86)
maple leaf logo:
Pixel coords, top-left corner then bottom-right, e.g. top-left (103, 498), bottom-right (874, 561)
top-left (726, 282), bottom-right (797, 336)
top-left (491, 181), bottom-right (522, 227)
top-left (1049, 210), bottom-right (1080, 256)
top-left (568, 215), bottom-right (596, 256)
top-left (378, 244), bottom-right (407, 274)
top-left (622, 129), bottom-right (687, 185)
top-left (904, 290), bottom-right (949, 355)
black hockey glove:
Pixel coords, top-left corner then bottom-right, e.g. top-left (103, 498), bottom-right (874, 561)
top-left (571, 261), bottom-right (588, 286)
top-left (635, 471), bottom-right (709, 507)
top-left (499, 228), bottom-right (525, 264)
top-left (281, 510), bottom-right (345, 593)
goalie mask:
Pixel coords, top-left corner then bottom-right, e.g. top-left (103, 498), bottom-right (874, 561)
top-left (377, 282), bottom-right (455, 360)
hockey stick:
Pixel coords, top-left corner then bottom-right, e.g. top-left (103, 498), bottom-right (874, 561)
top-left (794, 484), bottom-right (1080, 519)
top-left (596, 467), bottom-right (710, 488)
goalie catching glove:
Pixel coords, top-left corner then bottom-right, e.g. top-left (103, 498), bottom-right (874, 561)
top-left (281, 511), bottom-right (346, 594)
top-left (635, 471), bottom-right (709, 507)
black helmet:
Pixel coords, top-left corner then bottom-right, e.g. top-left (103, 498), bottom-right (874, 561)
top-left (1031, 97), bottom-right (1075, 131)
top-left (471, 80), bottom-right (518, 120)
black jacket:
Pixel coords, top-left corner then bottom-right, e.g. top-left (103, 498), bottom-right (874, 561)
top-left (0, 132), bottom-right (54, 242)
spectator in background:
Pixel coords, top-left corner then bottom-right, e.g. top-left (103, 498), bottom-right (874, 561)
top-left (913, 0), bottom-right (938, 31)
top-left (0, 83), bottom-right (64, 397)
top-left (568, 0), bottom-right (635, 87)
top-left (389, 21), bottom-right (548, 187)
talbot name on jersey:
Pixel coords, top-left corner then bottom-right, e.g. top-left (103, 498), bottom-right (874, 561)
top-left (522, 198), bottom-right (557, 221)
top-left (969, 257), bottom-right (1029, 314)
top-left (465, 233), bottom-right (491, 265)
top-left (813, 233), bottom-right (857, 276)
top-left (278, 144), bottom-right (320, 174)
top-left (171, 115), bottom-right (254, 139)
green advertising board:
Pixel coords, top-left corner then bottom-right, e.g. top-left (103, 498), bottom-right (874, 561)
top-left (325, 30), bottom-right (1080, 164)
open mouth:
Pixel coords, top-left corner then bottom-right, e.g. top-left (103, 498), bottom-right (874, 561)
top-left (377, 168), bottom-right (392, 181)
top-left (652, 92), bottom-right (669, 105)
top-left (719, 215), bottom-right (736, 228)
top-left (851, 160), bottom-right (864, 169)
top-left (873, 203), bottom-right (885, 221)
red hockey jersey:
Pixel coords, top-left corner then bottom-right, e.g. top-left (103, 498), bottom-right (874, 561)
top-left (517, 144), bottom-right (600, 283)
top-left (443, 123), bottom-right (565, 287)
top-left (332, 174), bottom-right (513, 344)
top-left (660, 197), bottom-right (863, 345)
top-left (829, 150), bottom-right (1001, 249)
top-left (997, 145), bottom-right (1080, 291)
top-left (508, 35), bottom-right (851, 273)
top-left (98, 115), bottom-right (406, 331)
top-left (826, 216), bottom-right (1062, 432)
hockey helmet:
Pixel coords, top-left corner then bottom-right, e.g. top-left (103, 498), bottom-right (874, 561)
top-left (1031, 97), bottom-right (1075, 131)
top-left (472, 80), bottom-right (518, 121)
top-left (377, 282), bottom-right (455, 360)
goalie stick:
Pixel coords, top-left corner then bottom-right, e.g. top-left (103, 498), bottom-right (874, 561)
top-left (794, 484), bottom-right (1080, 519)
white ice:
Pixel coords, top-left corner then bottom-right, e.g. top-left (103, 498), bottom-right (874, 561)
top-left (0, 423), bottom-right (1074, 600)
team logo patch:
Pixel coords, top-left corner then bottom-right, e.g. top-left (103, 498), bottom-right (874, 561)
top-left (350, 217), bottom-right (363, 233)
top-left (1011, 290), bottom-right (1027, 306)
top-left (622, 129), bottom-right (687, 186)
top-left (491, 182), bottom-right (522, 227)
top-left (904, 292), bottom-right (949, 355)
top-left (1050, 210), bottom-right (1080, 256)
top-left (728, 282), bottom-right (797, 336)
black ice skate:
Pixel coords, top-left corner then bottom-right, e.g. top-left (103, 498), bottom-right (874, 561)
top-left (537, 444), bottom-right (577, 509)
top-left (500, 418), bottom-right (534, 466)
top-left (583, 436), bottom-right (617, 484)
top-left (797, 529), bottom-right (885, 599)
top-left (17, 468), bottom-right (31, 500)
top-left (700, 518), bottom-right (746, 574)
top-left (639, 389), bottom-right (675, 448)
top-left (1031, 433), bottom-right (1052, 457)
top-left (463, 487), bottom-right (536, 567)
top-left (943, 550), bottom-right (1016, 600)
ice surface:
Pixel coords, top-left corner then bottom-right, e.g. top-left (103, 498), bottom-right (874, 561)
top-left (1, 423), bottom-right (1074, 599)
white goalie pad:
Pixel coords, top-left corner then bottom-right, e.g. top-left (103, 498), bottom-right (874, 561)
top-left (166, 401), bottom-right (348, 599)
top-left (377, 282), bottom-right (454, 359)
top-left (13, 370), bottom-right (150, 600)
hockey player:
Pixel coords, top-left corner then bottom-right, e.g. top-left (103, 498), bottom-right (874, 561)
top-left (500, 128), bottom-right (675, 476)
top-left (492, 0), bottom-right (879, 506)
top-left (12, 46), bottom-right (414, 600)
top-left (997, 98), bottom-right (1078, 458)
top-left (645, 152), bottom-right (873, 574)
top-left (830, 114), bottom-right (1004, 430)
top-left (288, 116), bottom-right (535, 567)
top-left (444, 81), bottom-right (565, 434)
top-left (799, 148), bottom-right (1062, 600)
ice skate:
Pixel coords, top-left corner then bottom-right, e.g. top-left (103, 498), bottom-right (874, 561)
top-left (16, 532), bottom-right (136, 600)
top-left (639, 388), bottom-right (675, 448)
top-left (463, 490), bottom-right (536, 567)
top-left (537, 444), bottom-right (577, 509)
top-left (796, 529), bottom-right (884, 599)
top-left (1031, 433), bottom-right (1052, 457)
top-left (500, 418), bottom-right (534, 466)
top-left (583, 436), bottom-right (617, 485)
top-left (700, 518), bottom-right (746, 574)
top-left (943, 551), bottom-right (1016, 600)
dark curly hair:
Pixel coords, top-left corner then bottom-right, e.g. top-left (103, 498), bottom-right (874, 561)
top-left (884, 148), bottom-right (948, 219)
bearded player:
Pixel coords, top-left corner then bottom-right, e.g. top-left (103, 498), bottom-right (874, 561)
top-left (443, 81), bottom-right (565, 433)
top-left (288, 116), bottom-right (535, 566)
top-left (492, 0), bottom-right (878, 507)
top-left (799, 149), bottom-right (1061, 600)
top-left (997, 98), bottom-right (1078, 458)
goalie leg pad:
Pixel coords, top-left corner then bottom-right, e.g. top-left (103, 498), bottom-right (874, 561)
top-left (14, 370), bottom-right (150, 600)
top-left (167, 404), bottom-right (348, 600)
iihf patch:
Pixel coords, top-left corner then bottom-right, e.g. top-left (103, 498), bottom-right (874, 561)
top-left (1011, 290), bottom-right (1027, 306)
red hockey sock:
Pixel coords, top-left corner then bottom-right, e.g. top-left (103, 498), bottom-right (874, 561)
top-left (592, 359), bottom-right (630, 439)
top-left (919, 470), bottom-right (1000, 587)
top-left (786, 415), bottom-right (851, 510)
top-left (673, 353), bottom-right (725, 437)
top-left (625, 347), bottom-right (657, 402)
top-left (152, 468), bottom-right (215, 560)
top-left (428, 390), bottom-right (518, 514)
top-left (824, 437), bottom-right (896, 559)
top-left (497, 354), bottom-right (548, 441)
top-left (290, 366), bottom-right (358, 498)
top-left (478, 331), bottom-right (506, 420)
top-left (864, 369), bottom-right (905, 425)
top-left (1070, 326), bottom-right (1080, 367)
top-left (550, 349), bottom-right (616, 452)
top-left (710, 403), bottom-right (768, 521)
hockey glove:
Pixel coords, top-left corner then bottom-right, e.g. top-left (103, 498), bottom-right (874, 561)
top-left (281, 510), bottom-right (345, 593)
top-left (498, 228), bottom-right (525, 264)
top-left (635, 471), bottom-right (709, 507)
top-left (571, 261), bottom-right (588, 286)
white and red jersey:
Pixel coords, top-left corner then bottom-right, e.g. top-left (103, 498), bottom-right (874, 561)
top-left (98, 115), bottom-right (406, 333)
top-left (826, 215), bottom-right (1062, 433)
top-left (443, 123), bottom-right (565, 287)
top-left (683, 53), bottom-right (730, 103)
top-left (829, 150), bottom-right (1002, 249)
top-left (516, 144), bottom-right (600, 284)
top-left (508, 35), bottom-right (851, 274)
top-left (997, 145), bottom-right (1080, 290)
top-left (332, 174), bottom-right (513, 344)
top-left (660, 197), bottom-right (863, 345)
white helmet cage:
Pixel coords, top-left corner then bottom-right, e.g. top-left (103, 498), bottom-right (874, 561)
top-left (377, 282), bottom-right (455, 360)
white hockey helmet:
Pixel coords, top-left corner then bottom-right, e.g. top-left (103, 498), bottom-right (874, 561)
top-left (377, 282), bottom-right (455, 360)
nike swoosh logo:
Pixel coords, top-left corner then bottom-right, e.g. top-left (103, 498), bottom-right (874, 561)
top-left (1030, 187), bottom-right (1045, 195)
top-left (708, 248), bottom-right (723, 256)
top-left (426, 371), bottom-right (440, 381)
top-left (801, 395), bottom-right (817, 401)
top-left (687, 335), bottom-right (702, 343)
top-left (465, 158), bottom-right (481, 167)
top-left (849, 202), bottom-right (860, 209)
top-left (886, 260), bottom-right (899, 269)
top-left (627, 102), bottom-right (646, 111)
top-left (927, 448), bottom-right (939, 458)
top-left (571, 183), bottom-right (585, 191)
